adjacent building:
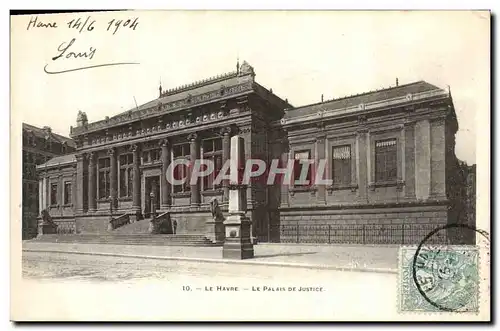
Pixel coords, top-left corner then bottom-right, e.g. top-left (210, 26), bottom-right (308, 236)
top-left (35, 61), bottom-right (468, 244)
top-left (22, 123), bottom-right (75, 239)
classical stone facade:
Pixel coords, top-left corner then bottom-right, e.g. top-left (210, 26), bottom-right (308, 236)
top-left (22, 123), bottom-right (75, 239)
top-left (36, 62), bottom-right (468, 244)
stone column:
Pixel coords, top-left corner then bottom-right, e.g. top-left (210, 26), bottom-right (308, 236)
top-left (221, 127), bottom-right (232, 203)
top-left (108, 148), bottom-right (118, 208)
top-left (404, 121), bottom-right (416, 199)
top-left (131, 144), bottom-right (141, 219)
top-left (188, 133), bottom-right (200, 206)
top-left (160, 139), bottom-right (171, 208)
top-left (75, 154), bottom-right (85, 213)
top-left (87, 152), bottom-right (97, 211)
top-left (356, 128), bottom-right (369, 202)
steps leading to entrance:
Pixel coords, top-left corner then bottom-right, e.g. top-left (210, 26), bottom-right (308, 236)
top-left (113, 219), bottom-right (152, 234)
top-left (32, 234), bottom-right (220, 247)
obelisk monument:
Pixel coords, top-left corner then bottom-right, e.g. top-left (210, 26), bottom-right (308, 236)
top-left (222, 135), bottom-right (254, 259)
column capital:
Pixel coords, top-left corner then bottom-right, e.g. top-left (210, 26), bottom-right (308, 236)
top-left (220, 126), bottom-right (234, 136)
top-left (87, 152), bottom-right (96, 162)
top-left (159, 138), bottom-right (170, 148)
top-left (237, 125), bottom-right (252, 135)
top-left (107, 148), bottom-right (115, 156)
top-left (129, 144), bottom-right (140, 153)
top-left (357, 127), bottom-right (369, 134)
top-left (187, 133), bottom-right (198, 142)
top-left (76, 153), bottom-right (85, 161)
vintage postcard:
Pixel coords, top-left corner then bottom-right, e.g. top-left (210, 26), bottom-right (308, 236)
top-left (10, 10), bottom-right (490, 321)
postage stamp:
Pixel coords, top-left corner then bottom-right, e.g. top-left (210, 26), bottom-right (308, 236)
top-left (399, 245), bottom-right (480, 313)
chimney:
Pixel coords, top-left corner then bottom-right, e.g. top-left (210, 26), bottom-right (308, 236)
top-left (321, 94), bottom-right (324, 102)
top-left (396, 78), bottom-right (399, 87)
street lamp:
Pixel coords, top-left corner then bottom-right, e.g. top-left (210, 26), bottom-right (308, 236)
top-left (150, 191), bottom-right (156, 220)
top-left (109, 195), bottom-right (115, 219)
top-left (107, 195), bottom-right (114, 231)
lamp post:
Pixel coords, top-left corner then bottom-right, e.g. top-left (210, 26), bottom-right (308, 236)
top-left (148, 190), bottom-right (157, 234)
top-left (150, 191), bottom-right (156, 220)
top-left (108, 195), bottom-right (113, 231)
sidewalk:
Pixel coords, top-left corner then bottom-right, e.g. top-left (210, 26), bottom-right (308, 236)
top-left (22, 241), bottom-right (399, 273)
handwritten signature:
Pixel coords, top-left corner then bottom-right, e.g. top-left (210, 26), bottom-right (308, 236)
top-left (27, 15), bottom-right (140, 74)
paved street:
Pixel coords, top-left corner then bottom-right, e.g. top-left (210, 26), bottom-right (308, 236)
top-left (20, 249), bottom-right (400, 321)
top-left (23, 241), bottom-right (399, 273)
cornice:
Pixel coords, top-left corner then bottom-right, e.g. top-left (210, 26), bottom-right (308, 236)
top-left (71, 82), bottom-right (254, 137)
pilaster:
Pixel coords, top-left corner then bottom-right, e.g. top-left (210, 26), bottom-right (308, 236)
top-left (75, 154), bottom-right (85, 213)
top-left (160, 139), bottom-right (171, 208)
top-left (221, 126), bottom-right (233, 203)
top-left (108, 148), bottom-right (118, 208)
top-left (131, 144), bottom-right (141, 216)
top-left (87, 152), bottom-right (97, 211)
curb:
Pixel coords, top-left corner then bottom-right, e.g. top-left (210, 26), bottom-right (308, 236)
top-left (23, 248), bottom-right (398, 274)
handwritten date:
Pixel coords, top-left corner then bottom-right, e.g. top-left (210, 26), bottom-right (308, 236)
top-left (67, 16), bottom-right (95, 33)
top-left (107, 18), bottom-right (139, 35)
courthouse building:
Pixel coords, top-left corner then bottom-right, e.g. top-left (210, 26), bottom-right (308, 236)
top-left (35, 61), bottom-right (466, 244)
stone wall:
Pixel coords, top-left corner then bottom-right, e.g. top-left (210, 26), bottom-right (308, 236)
top-left (277, 203), bottom-right (449, 244)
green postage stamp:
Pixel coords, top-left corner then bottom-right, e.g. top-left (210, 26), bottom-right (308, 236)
top-left (399, 245), bottom-right (480, 313)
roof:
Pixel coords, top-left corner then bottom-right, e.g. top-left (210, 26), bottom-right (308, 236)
top-left (114, 71), bottom-right (250, 117)
top-left (23, 123), bottom-right (76, 148)
top-left (36, 153), bottom-right (76, 169)
top-left (284, 81), bottom-right (443, 120)
top-left (70, 61), bottom-right (292, 136)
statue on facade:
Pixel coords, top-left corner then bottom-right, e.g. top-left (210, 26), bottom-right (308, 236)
top-left (210, 198), bottom-right (225, 222)
top-left (38, 209), bottom-right (58, 236)
top-left (76, 110), bottom-right (88, 127)
top-left (238, 61), bottom-right (255, 77)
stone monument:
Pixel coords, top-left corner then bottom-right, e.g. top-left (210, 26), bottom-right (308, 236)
top-left (222, 135), bottom-right (254, 259)
top-left (38, 209), bottom-right (58, 236)
top-left (206, 197), bottom-right (225, 244)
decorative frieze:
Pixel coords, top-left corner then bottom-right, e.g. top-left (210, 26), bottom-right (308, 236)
top-left (72, 81), bottom-right (254, 137)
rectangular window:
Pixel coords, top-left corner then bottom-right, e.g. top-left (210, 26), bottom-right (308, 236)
top-left (375, 138), bottom-right (397, 182)
top-left (202, 138), bottom-right (223, 191)
top-left (332, 145), bottom-right (352, 186)
top-left (293, 150), bottom-right (311, 187)
top-left (98, 157), bottom-right (111, 199)
top-left (119, 154), bottom-right (134, 198)
top-left (173, 143), bottom-right (191, 193)
top-left (64, 182), bottom-right (72, 205)
top-left (50, 183), bottom-right (58, 205)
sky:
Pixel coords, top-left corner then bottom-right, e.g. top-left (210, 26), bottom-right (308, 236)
top-left (11, 11), bottom-right (489, 164)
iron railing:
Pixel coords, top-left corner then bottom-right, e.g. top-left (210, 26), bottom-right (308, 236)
top-left (265, 223), bottom-right (449, 245)
top-left (109, 214), bottom-right (130, 230)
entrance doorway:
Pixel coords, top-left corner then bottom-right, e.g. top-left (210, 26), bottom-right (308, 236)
top-left (144, 176), bottom-right (160, 218)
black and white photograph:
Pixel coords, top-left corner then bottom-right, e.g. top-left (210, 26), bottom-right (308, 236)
top-left (10, 10), bottom-right (490, 321)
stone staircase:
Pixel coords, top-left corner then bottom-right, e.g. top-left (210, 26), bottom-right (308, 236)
top-left (33, 219), bottom-right (220, 247)
top-left (113, 218), bottom-right (153, 234)
top-left (32, 233), bottom-right (219, 246)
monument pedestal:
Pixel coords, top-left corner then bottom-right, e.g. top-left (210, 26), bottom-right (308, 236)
top-left (206, 219), bottom-right (225, 244)
top-left (37, 222), bottom-right (57, 236)
top-left (223, 214), bottom-right (254, 259)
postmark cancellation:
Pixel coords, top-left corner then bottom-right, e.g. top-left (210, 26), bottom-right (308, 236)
top-left (399, 245), bottom-right (480, 313)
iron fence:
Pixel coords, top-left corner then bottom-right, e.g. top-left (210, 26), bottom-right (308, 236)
top-left (266, 223), bottom-right (448, 245)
